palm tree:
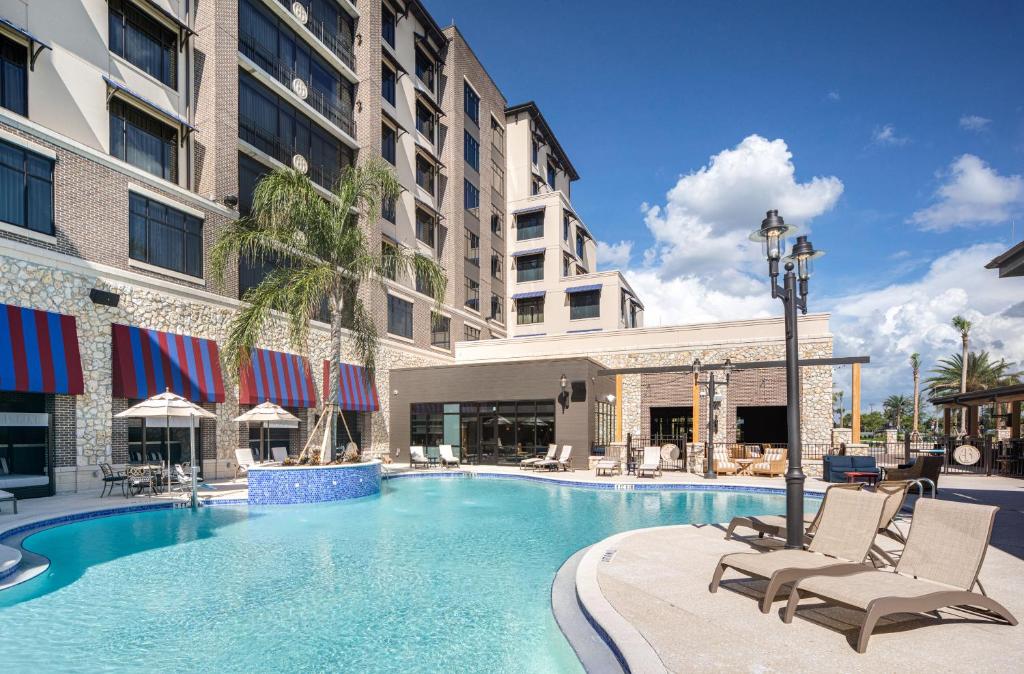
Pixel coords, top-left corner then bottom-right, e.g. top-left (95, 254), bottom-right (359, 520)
top-left (910, 352), bottom-right (921, 438)
top-left (212, 161), bottom-right (446, 462)
top-left (883, 394), bottom-right (911, 431)
top-left (831, 390), bottom-right (845, 428)
top-left (925, 351), bottom-right (1022, 397)
top-left (951, 315), bottom-right (971, 434)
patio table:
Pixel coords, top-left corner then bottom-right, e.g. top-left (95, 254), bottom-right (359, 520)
top-left (735, 458), bottom-right (756, 476)
top-left (844, 470), bottom-right (878, 486)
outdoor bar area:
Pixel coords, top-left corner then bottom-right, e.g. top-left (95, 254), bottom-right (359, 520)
top-left (930, 383), bottom-right (1024, 477)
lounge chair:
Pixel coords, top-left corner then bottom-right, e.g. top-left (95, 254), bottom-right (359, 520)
top-left (537, 445), bottom-right (573, 471)
top-left (234, 448), bottom-right (257, 478)
top-left (271, 446), bottom-right (288, 463)
top-left (883, 455), bottom-right (943, 490)
top-left (724, 483), bottom-right (863, 542)
top-left (99, 462), bottom-right (127, 498)
top-left (439, 444), bottom-right (460, 467)
top-left (173, 464), bottom-right (199, 492)
top-left (713, 448), bottom-right (738, 475)
top-left (0, 488), bottom-right (16, 514)
top-left (521, 444), bottom-right (557, 470)
top-left (783, 498), bottom-right (1017, 652)
top-left (595, 458), bottom-right (622, 476)
top-left (409, 446), bottom-right (430, 469)
top-left (867, 480), bottom-right (913, 565)
top-left (751, 448), bottom-right (787, 477)
top-left (637, 447), bottom-right (662, 478)
top-left (709, 487), bottom-right (887, 613)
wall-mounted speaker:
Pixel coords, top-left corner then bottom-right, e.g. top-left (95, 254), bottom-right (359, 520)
top-left (570, 380), bottom-right (587, 403)
top-left (89, 288), bottom-right (120, 307)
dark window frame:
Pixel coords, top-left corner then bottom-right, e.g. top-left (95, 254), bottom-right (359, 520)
top-left (464, 179), bottom-right (479, 210)
top-left (415, 207), bottom-right (435, 247)
top-left (464, 228), bottom-right (480, 266)
top-left (109, 0), bottom-right (178, 88)
top-left (490, 293), bottom-right (503, 323)
top-left (0, 138), bottom-right (54, 236)
top-left (414, 46), bottom-right (435, 93)
top-left (430, 312), bottom-right (450, 349)
top-left (381, 122), bottom-right (396, 165)
top-left (128, 192), bottom-right (203, 278)
top-left (516, 253), bottom-right (544, 283)
top-left (464, 130), bottom-right (479, 171)
top-left (463, 325), bottom-right (481, 341)
top-left (387, 294), bottom-right (414, 339)
top-left (516, 210), bottom-right (544, 240)
top-left (464, 81), bottom-right (480, 124)
top-left (0, 34), bottom-right (28, 116)
top-left (569, 289), bottom-right (601, 320)
top-left (109, 98), bottom-right (178, 183)
top-left (415, 153), bottom-right (435, 194)
top-left (381, 4), bottom-right (396, 48)
top-left (516, 296), bottom-right (544, 325)
top-left (490, 209), bottom-right (503, 238)
top-left (381, 62), bottom-right (396, 106)
top-left (464, 276), bottom-right (480, 311)
top-left (491, 250), bottom-right (503, 280)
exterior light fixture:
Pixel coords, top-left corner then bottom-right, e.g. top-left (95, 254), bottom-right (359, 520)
top-left (605, 393), bottom-right (616, 404)
top-left (692, 357), bottom-right (701, 376)
top-left (559, 374), bottom-right (568, 392)
top-left (749, 209), bottom-right (798, 277)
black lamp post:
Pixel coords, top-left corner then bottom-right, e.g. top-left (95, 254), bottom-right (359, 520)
top-left (750, 210), bottom-right (824, 549)
top-left (693, 357), bottom-right (734, 479)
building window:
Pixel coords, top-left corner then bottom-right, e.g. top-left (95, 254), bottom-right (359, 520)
top-left (382, 195), bottom-right (396, 223)
top-left (516, 210), bottom-right (544, 240)
top-left (381, 240), bottom-right (397, 280)
top-left (516, 253), bottom-right (544, 283)
top-left (415, 100), bottom-right (435, 142)
top-left (414, 47), bottom-right (434, 93)
top-left (464, 277), bottom-right (480, 311)
top-left (576, 232), bottom-right (585, 258)
top-left (531, 179), bottom-right (541, 196)
top-left (491, 209), bottom-right (503, 238)
top-left (0, 138), bottom-right (54, 235)
top-left (464, 228), bottom-right (480, 265)
top-left (109, 0), bottom-right (177, 88)
top-left (381, 123), bottom-right (396, 165)
top-left (491, 116), bottom-right (504, 151)
top-left (464, 130), bottom-right (479, 171)
top-left (381, 4), bottom-right (396, 48)
top-left (415, 207), bottom-right (435, 247)
top-left (464, 179), bottom-right (479, 210)
top-left (464, 325), bottom-right (480, 341)
top-left (516, 297), bottom-right (544, 325)
top-left (547, 163), bottom-right (557, 189)
top-left (569, 289), bottom-right (601, 320)
top-left (430, 313), bottom-right (450, 349)
top-left (387, 294), bottom-right (413, 339)
top-left (381, 62), bottom-right (396, 106)
top-left (109, 98), bottom-right (177, 182)
top-left (492, 160), bottom-right (504, 197)
top-left (0, 35), bottom-right (27, 116)
top-left (415, 154), bottom-right (435, 194)
top-left (129, 192), bottom-right (203, 277)
top-left (562, 254), bottom-right (571, 278)
top-left (491, 251), bottom-right (503, 280)
top-left (415, 263), bottom-right (432, 294)
top-left (531, 140), bottom-right (539, 165)
top-left (563, 214), bottom-right (570, 241)
top-left (464, 81), bottom-right (480, 124)
top-left (490, 293), bottom-right (503, 323)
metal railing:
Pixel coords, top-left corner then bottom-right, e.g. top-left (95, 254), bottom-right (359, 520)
top-left (239, 31), bottom-right (355, 137)
top-left (276, 0), bottom-right (356, 69)
top-left (238, 114), bottom-right (341, 190)
top-left (624, 435), bottom-right (689, 473)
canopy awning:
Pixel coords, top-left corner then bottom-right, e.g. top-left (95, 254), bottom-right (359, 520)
top-left (565, 283), bottom-right (602, 294)
top-left (112, 324), bottom-right (224, 403)
top-left (103, 75), bottom-right (195, 142)
top-left (512, 290), bottom-right (546, 300)
top-left (0, 17), bottom-right (51, 70)
top-left (511, 247), bottom-right (545, 258)
top-left (0, 303), bottom-right (83, 395)
top-left (239, 348), bottom-right (318, 408)
top-left (622, 287), bottom-right (645, 310)
top-left (323, 361), bottom-right (380, 412)
top-left (512, 205), bottom-right (546, 216)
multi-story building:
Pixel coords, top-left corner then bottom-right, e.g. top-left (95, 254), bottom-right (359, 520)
top-left (504, 102), bottom-right (643, 337)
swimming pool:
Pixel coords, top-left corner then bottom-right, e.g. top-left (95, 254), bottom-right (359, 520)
top-left (0, 477), bottom-right (817, 673)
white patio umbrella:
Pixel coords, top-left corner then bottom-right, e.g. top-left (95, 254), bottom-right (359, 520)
top-left (233, 401), bottom-right (300, 463)
top-left (115, 389), bottom-right (215, 509)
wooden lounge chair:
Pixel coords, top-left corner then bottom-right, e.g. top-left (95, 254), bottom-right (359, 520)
top-left (751, 448), bottom-right (787, 477)
top-left (521, 444), bottom-right (557, 470)
top-left (637, 447), bottom-right (662, 478)
top-left (537, 445), bottom-right (573, 472)
top-left (724, 483), bottom-right (863, 542)
top-left (595, 458), bottom-right (622, 476)
top-left (713, 448), bottom-right (738, 475)
top-left (784, 498), bottom-right (1017, 653)
top-left (709, 488), bottom-right (887, 613)
top-left (409, 446), bottom-right (430, 469)
top-left (439, 444), bottom-right (460, 467)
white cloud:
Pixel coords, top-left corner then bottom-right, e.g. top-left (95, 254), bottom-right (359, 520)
top-left (596, 240), bottom-right (633, 269)
top-left (908, 154), bottom-right (1024, 231)
top-left (872, 124), bottom-right (909, 146)
top-left (959, 115), bottom-right (991, 132)
top-left (827, 91), bottom-right (841, 102)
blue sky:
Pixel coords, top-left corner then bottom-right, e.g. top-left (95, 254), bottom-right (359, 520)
top-left (429, 0), bottom-right (1024, 407)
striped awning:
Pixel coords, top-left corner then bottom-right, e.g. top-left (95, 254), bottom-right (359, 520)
top-left (512, 290), bottom-right (546, 300)
top-left (511, 248), bottom-right (545, 258)
top-left (112, 324), bottom-right (225, 403)
top-left (323, 361), bottom-right (380, 412)
top-left (565, 284), bottom-right (602, 294)
top-left (239, 348), bottom-right (318, 408)
top-left (0, 303), bottom-right (83, 395)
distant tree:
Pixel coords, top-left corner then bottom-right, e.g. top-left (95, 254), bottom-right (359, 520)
top-left (951, 315), bottom-right (972, 434)
top-left (883, 394), bottom-right (912, 431)
top-left (910, 352), bottom-right (922, 438)
top-left (832, 390), bottom-right (845, 428)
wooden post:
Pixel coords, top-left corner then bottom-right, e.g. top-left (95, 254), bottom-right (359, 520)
top-left (692, 376), bottom-right (700, 444)
top-left (1012, 401), bottom-right (1022, 439)
top-left (614, 374), bottom-right (623, 443)
top-left (851, 363), bottom-right (861, 444)
top-left (943, 407), bottom-right (952, 437)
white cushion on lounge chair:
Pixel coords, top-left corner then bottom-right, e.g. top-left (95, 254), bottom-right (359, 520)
top-left (537, 445), bottom-right (572, 470)
top-left (638, 447), bottom-right (662, 476)
top-left (439, 445), bottom-right (460, 466)
top-left (409, 446), bottom-right (429, 465)
top-left (521, 444), bottom-right (557, 468)
top-left (713, 449), bottom-right (737, 471)
top-left (235, 448), bottom-right (256, 472)
top-left (271, 446), bottom-right (288, 463)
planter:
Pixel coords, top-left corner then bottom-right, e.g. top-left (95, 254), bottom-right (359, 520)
top-left (246, 460), bottom-right (382, 505)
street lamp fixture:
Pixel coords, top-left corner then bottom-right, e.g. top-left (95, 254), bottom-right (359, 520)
top-left (692, 357), bottom-right (733, 480)
top-left (750, 210), bottom-right (825, 549)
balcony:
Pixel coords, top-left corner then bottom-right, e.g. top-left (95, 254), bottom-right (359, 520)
top-left (275, 0), bottom-right (355, 70)
top-left (239, 114), bottom-right (342, 190)
top-left (239, 31), bottom-right (355, 138)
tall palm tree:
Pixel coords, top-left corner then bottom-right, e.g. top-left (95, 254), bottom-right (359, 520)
top-left (951, 315), bottom-right (971, 434)
top-left (212, 161), bottom-right (446, 462)
top-left (925, 351), bottom-right (1022, 396)
top-left (910, 352), bottom-right (921, 438)
top-left (883, 394), bottom-right (911, 431)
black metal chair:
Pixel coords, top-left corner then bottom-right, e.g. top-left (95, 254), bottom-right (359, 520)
top-left (99, 463), bottom-right (127, 497)
top-left (125, 466), bottom-right (155, 497)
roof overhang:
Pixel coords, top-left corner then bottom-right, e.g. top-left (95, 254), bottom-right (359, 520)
top-left (505, 101), bottom-right (580, 181)
top-left (511, 247), bottom-right (545, 258)
top-left (0, 17), bottom-right (51, 70)
top-left (565, 283), bottom-right (602, 294)
top-left (929, 383), bottom-right (1024, 407)
top-left (512, 291), bottom-right (546, 300)
top-left (985, 239), bottom-right (1024, 278)
top-left (104, 75), bottom-right (195, 145)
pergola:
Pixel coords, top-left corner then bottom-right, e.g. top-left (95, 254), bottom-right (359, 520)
top-left (929, 383), bottom-right (1024, 439)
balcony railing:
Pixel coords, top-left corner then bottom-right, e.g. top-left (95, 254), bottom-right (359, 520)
top-left (239, 114), bottom-right (341, 190)
top-left (239, 31), bottom-right (355, 138)
top-left (276, 0), bottom-right (355, 69)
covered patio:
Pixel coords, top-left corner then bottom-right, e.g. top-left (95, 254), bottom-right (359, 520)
top-left (930, 383), bottom-right (1024, 476)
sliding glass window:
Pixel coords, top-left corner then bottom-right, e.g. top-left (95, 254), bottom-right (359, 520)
top-left (411, 400), bottom-right (554, 465)
top-left (109, 0), bottom-right (177, 88)
top-left (0, 35), bottom-right (27, 115)
top-left (109, 99), bottom-right (177, 182)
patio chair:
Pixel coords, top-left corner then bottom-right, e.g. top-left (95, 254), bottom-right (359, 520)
top-left (125, 466), bottom-right (156, 497)
top-left (409, 446), bottom-right (430, 469)
top-left (537, 445), bottom-right (573, 472)
top-left (709, 487), bottom-right (887, 613)
top-left (637, 446), bottom-right (662, 478)
top-left (234, 448), bottom-right (257, 479)
top-left (0, 489), bottom-right (16, 514)
top-left (595, 458), bottom-right (622, 476)
top-left (521, 444), bottom-right (557, 470)
top-left (439, 444), bottom-right (460, 468)
top-left (173, 464), bottom-right (197, 492)
top-left (99, 462), bottom-right (127, 498)
top-left (783, 498), bottom-right (1017, 653)
top-left (713, 448), bottom-right (738, 475)
top-left (883, 455), bottom-right (943, 490)
top-left (724, 483), bottom-right (863, 541)
top-left (271, 446), bottom-right (288, 463)
top-left (751, 448), bottom-right (788, 477)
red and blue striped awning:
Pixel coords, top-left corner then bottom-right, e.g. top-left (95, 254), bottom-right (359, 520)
top-left (112, 324), bottom-right (225, 403)
top-left (322, 361), bottom-right (379, 412)
top-left (239, 348), bottom-right (318, 408)
top-left (0, 303), bottom-right (83, 395)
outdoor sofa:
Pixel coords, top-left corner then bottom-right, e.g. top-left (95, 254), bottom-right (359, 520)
top-left (822, 455), bottom-right (880, 482)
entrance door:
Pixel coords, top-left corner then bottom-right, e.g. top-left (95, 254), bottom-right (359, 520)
top-left (650, 407), bottom-right (693, 443)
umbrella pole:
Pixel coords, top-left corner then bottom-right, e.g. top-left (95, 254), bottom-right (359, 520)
top-left (190, 413), bottom-right (197, 510)
top-left (165, 413), bottom-right (170, 496)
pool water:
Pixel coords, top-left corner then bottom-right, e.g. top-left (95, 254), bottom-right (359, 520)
top-left (0, 478), bottom-right (815, 673)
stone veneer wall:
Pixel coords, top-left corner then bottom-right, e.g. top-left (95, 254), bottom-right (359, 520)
top-left (0, 251), bottom-right (447, 492)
